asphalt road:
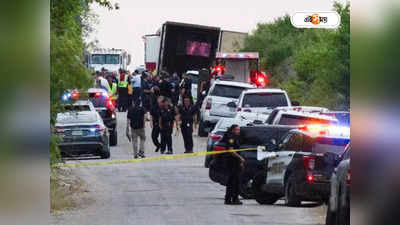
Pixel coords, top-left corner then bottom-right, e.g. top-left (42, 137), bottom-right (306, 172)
top-left (51, 112), bottom-right (326, 225)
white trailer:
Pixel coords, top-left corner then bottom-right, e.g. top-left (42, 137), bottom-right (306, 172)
top-left (143, 35), bottom-right (161, 73)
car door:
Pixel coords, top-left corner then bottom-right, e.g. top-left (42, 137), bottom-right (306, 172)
top-left (266, 132), bottom-right (301, 186)
top-left (266, 133), bottom-right (292, 185)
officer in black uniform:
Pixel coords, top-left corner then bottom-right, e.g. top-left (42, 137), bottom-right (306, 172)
top-left (179, 73), bottom-right (192, 102)
top-left (159, 100), bottom-right (178, 154)
top-left (177, 95), bottom-right (202, 153)
top-left (150, 96), bottom-right (164, 152)
top-left (220, 124), bottom-right (245, 205)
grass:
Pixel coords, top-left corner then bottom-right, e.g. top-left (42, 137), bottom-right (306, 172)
top-left (50, 168), bottom-right (89, 214)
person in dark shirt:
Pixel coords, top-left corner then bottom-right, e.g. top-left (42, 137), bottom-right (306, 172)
top-left (141, 73), bottom-right (152, 112)
top-left (150, 96), bottom-right (164, 152)
top-left (220, 124), bottom-right (245, 205)
top-left (151, 75), bottom-right (161, 105)
top-left (126, 101), bottom-right (147, 158)
top-left (179, 73), bottom-right (192, 100)
top-left (160, 75), bottom-right (172, 101)
top-left (159, 99), bottom-right (178, 154)
top-left (177, 95), bottom-right (202, 153)
top-left (169, 72), bottom-right (180, 106)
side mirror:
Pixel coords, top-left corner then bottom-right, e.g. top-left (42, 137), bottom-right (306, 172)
top-left (227, 101), bottom-right (237, 108)
top-left (266, 141), bottom-right (278, 152)
top-left (291, 100), bottom-right (300, 106)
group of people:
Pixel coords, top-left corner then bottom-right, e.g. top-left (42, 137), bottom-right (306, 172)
top-left (125, 70), bottom-right (202, 158)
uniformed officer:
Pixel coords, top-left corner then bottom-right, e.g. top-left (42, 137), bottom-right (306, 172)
top-left (177, 95), bottom-right (202, 153)
top-left (159, 100), bottom-right (178, 154)
top-left (150, 96), bottom-right (164, 152)
top-left (179, 73), bottom-right (192, 102)
top-left (117, 69), bottom-right (129, 112)
top-left (220, 124), bottom-right (245, 205)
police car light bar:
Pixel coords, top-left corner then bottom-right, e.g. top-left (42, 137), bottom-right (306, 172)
top-left (298, 123), bottom-right (350, 137)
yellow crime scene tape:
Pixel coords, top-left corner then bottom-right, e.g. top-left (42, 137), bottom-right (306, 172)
top-left (52, 148), bottom-right (257, 168)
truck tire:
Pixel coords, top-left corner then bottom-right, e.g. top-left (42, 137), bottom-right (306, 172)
top-left (100, 150), bottom-right (110, 159)
top-left (198, 120), bottom-right (208, 137)
top-left (252, 171), bottom-right (280, 205)
top-left (110, 130), bottom-right (117, 146)
top-left (285, 174), bottom-right (301, 207)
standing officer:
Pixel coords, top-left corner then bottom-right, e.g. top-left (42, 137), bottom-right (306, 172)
top-left (220, 124), bottom-right (245, 205)
top-left (177, 95), bottom-right (202, 153)
top-left (106, 75), bottom-right (118, 103)
top-left (169, 72), bottom-right (180, 106)
top-left (179, 73), bottom-right (192, 100)
top-left (141, 73), bottom-right (152, 112)
top-left (159, 100), bottom-right (178, 154)
top-left (117, 69), bottom-right (129, 112)
top-left (150, 96), bottom-right (164, 152)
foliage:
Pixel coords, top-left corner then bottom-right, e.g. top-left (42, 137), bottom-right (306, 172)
top-left (50, 0), bottom-right (117, 164)
top-left (243, 1), bottom-right (350, 110)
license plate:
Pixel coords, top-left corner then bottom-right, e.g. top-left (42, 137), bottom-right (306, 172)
top-left (72, 130), bottom-right (83, 136)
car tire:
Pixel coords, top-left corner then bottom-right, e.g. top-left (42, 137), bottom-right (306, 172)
top-left (239, 173), bottom-right (254, 199)
top-left (110, 130), bottom-right (117, 146)
top-left (336, 187), bottom-right (350, 225)
top-left (325, 200), bottom-right (336, 225)
top-left (285, 174), bottom-right (301, 207)
top-left (204, 155), bottom-right (212, 168)
top-left (252, 171), bottom-right (280, 205)
top-left (198, 120), bottom-right (208, 137)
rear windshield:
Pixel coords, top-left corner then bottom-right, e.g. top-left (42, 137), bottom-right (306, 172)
top-left (279, 114), bottom-right (331, 126)
top-left (64, 105), bottom-right (90, 111)
top-left (312, 137), bottom-right (350, 155)
top-left (89, 97), bottom-right (107, 108)
top-left (211, 85), bottom-right (245, 98)
top-left (242, 93), bottom-right (288, 108)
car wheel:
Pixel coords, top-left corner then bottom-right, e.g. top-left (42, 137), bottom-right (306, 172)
top-left (198, 120), bottom-right (208, 137)
top-left (110, 130), bottom-right (117, 146)
top-left (325, 199), bottom-right (336, 225)
top-left (239, 173), bottom-right (254, 199)
top-left (336, 187), bottom-right (350, 225)
top-left (285, 174), bottom-right (301, 207)
top-left (252, 171), bottom-right (280, 205)
top-left (204, 155), bottom-right (212, 168)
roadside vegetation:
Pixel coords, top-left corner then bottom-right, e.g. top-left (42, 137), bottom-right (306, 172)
top-left (50, 0), bottom-right (117, 211)
top-left (242, 2), bottom-right (350, 110)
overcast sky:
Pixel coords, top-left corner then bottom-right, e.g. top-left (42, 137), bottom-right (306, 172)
top-left (89, 0), bottom-right (346, 70)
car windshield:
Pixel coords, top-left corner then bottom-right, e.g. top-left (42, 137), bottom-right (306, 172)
top-left (89, 97), bottom-right (107, 108)
top-left (242, 93), bottom-right (288, 108)
top-left (279, 114), bottom-right (332, 126)
top-left (64, 105), bottom-right (90, 111)
top-left (211, 85), bottom-right (245, 98)
top-left (91, 54), bottom-right (120, 64)
top-left (312, 137), bottom-right (350, 155)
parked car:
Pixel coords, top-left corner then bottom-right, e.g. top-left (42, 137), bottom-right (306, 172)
top-left (63, 100), bottom-right (96, 112)
top-left (231, 88), bottom-right (292, 122)
top-left (204, 117), bottom-right (252, 168)
top-left (198, 80), bottom-right (256, 137)
top-left (326, 144), bottom-right (350, 225)
top-left (252, 125), bottom-right (349, 206)
top-left (54, 110), bottom-right (110, 159)
top-left (88, 88), bottom-right (118, 146)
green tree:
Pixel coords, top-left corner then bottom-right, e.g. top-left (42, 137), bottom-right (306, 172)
top-left (50, 0), bottom-right (118, 164)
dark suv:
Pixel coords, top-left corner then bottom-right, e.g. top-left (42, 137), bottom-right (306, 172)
top-left (252, 127), bottom-right (349, 206)
top-left (88, 88), bottom-right (117, 146)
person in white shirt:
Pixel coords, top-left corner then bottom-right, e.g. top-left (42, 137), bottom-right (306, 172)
top-left (131, 70), bottom-right (142, 105)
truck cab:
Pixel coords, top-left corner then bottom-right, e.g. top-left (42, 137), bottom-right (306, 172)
top-left (87, 48), bottom-right (131, 73)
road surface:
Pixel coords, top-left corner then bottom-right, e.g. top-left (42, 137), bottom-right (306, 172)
top-left (51, 112), bottom-right (325, 225)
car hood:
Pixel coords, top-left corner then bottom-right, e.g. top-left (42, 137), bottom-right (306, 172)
top-left (56, 111), bottom-right (98, 126)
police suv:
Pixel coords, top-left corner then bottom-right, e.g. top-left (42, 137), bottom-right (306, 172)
top-left (253, 123), bottom-right (349, 206)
